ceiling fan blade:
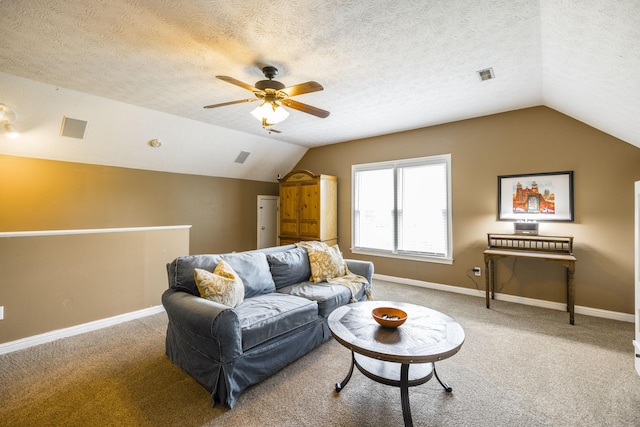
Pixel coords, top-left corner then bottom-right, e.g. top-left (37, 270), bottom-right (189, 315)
top-left (203, 98), bottom-right (258, 109)
top-left (280, 81), bottom-right (324, 97)
top-left (216, 76), bottom-right (259, 92)
top-left (281, 99), bottom-right (330, 118)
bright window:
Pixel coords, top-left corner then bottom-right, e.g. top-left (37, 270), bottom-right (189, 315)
top-left (352, 154), bottom-right (452, 263)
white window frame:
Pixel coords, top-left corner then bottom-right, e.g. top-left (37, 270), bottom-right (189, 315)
top-left (351, 154), bottom-right (453, 264)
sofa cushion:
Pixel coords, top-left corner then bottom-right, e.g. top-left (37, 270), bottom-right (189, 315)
top-left (266, 247), bottom-right (311, 289)
top-left (234, 293), bottom-right (318, 351)
top-left (194, 261), bottom-right (245, 308)
top-left (277, 282), bottom-right (365, 318)
top-left (222, 252), bottom-right (276, 298)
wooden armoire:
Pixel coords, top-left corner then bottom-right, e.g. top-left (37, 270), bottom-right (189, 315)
top-left (278, 169), bottom-right (338, 246)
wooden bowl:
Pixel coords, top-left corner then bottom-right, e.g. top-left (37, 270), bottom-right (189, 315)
top-left (372, 307), bottom-right (408, 328)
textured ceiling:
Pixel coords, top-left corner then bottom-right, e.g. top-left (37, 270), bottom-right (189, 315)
top-left (0, 0), bottom-right (639, 149)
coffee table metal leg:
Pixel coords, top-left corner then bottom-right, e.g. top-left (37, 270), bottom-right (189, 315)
top-left (433, 363), bottom-right (452, 392)
top-left (335, 351), bottom-right (356, 392)
top-left (400, 363), bottom-right (413, 427)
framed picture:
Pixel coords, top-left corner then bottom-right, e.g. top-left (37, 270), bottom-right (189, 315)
top-left (498, 171), bottom-right (574, 222)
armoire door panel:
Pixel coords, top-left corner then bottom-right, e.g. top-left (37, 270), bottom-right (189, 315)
top-left (299, 183), bottom-right (319, 222)
top-left (299, 221), bottom-right (319, 236)
top-left (280, 186), bottom-right (299, 221)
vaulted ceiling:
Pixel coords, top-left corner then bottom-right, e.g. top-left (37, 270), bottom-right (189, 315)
top-left (0, 0), bottom-right (638, 155)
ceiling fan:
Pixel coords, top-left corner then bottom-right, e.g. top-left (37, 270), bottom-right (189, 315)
top-left (203, 66), bottom-right (330, 129)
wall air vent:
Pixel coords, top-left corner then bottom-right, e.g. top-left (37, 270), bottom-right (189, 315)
top-left (235, 151), bottom-right (251, 164)
top-left (60, 116), bottom-right (88, 139)
top-left (477, 67), bottom-right (495, 81)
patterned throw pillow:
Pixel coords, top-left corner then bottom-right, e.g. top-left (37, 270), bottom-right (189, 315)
top-left (194, 260), bottom-right (245, 307)
top-left (302, 242), bottom-right (346, 283)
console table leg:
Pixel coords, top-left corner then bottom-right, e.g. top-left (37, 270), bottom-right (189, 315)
top-left (335, 351), bottom-right (355, 392)
top-left (490, 258), bottom-right (496, 301)
top-left (433, 363), bottom-right (453, 392)
top-left (567, 262), bottom-right (575, 325)
top-left (484, 259), bottom-right (491, 308)
top-left (400, 363), bottom-right (413, 427)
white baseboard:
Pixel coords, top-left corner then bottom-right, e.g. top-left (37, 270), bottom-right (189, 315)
top-left (0, 305), bottom-right (165, 356)
top-left (374, 274), bottom-right (634, 323)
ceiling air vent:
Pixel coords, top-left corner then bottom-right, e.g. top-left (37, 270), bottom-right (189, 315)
top-left (234, 151), bottom-right (251, 164)
top-left (476, 67), bottom-right (495, 81)
top-left (60, 116), bottom-right (88, 139)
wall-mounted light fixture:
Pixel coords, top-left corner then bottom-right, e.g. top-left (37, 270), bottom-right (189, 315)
top-left (0, 104), bottom-right (19, 138)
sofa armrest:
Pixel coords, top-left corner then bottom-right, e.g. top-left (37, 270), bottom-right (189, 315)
top-left (161, 288), bottom-right (242, 362)
top-left (345, 259), bottom-right (374, 284)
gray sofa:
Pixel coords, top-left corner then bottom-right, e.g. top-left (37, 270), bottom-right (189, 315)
top-left (162, 244), bottom-right (373, 408)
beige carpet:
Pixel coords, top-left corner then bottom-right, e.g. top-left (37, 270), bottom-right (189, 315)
top-left (2, 280), bottom-right (639, 426)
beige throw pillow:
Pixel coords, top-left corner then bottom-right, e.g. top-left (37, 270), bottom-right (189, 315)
top-left (306, 243), bottom-right (346, 283)
top-left (194, 260), bottom-right (245, 307)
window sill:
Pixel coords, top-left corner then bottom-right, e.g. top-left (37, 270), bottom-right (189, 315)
top-left (350, 249), bottom-right (454, 265)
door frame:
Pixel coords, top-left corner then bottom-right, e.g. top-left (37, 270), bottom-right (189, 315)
top-left (257, 195), bottom-right (279, 249)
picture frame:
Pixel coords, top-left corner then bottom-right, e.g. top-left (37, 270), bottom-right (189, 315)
top-left (497, 171), bottom-right (574, 222)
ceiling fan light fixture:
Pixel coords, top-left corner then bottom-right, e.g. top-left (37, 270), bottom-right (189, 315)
top-left (251, 101), bottom-right (289, 125)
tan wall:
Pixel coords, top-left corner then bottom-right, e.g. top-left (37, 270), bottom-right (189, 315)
top-left (295, 106), bottom-right (640, 314)
top-left (0, 156), bottom-right (278, 344)
top-left (0, 155), bottom-right (279, 254)
top-left (0, 227), bottom-right (189, 344)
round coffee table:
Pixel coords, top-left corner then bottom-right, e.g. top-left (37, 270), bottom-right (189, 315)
top-left (328, 300), bottom-right (465, 427)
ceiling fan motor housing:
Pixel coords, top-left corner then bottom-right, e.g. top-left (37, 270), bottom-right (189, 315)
top-left (255, 80), bottom-right (285, 90)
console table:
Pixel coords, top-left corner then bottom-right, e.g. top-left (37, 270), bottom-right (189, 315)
top-left (483, 234), bottom-right (577, 325)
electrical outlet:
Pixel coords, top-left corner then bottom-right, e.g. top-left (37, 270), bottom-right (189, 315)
top-left (0, 306), bottom-right (4, 320)
top-left (472, 267), bottom-right (481, 277)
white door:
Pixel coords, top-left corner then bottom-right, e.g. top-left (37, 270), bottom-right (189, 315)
top-left (635, 181), bottom-right (640, 376)
top-left (257, 195), bottom-right (279, 249)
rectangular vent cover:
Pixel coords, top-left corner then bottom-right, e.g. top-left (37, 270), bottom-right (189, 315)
top-left (60, 117), bottom-right (88, 139)
top-left (477, 67), bottom-right (495, 81)
top-left (235, 151), bottom-right (251, 164)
